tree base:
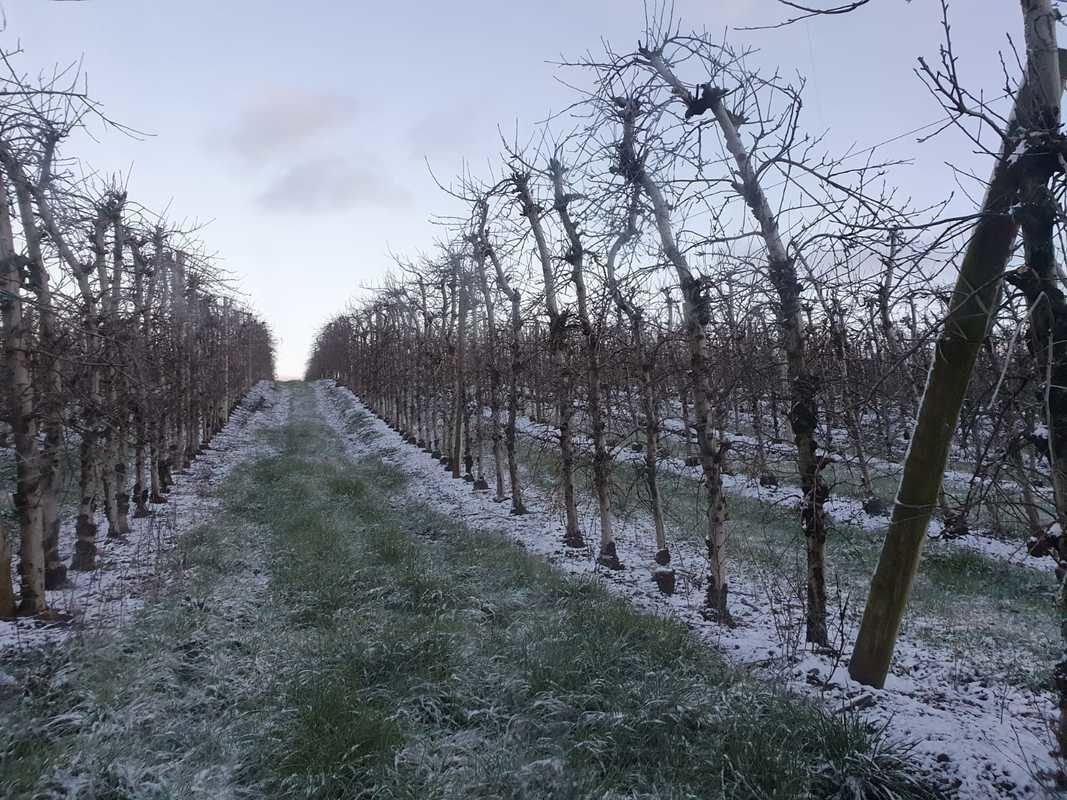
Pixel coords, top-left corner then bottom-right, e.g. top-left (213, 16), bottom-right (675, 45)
top-left (597, 541), bottom-right (623, 570)
top-left (805, 622), bottom-right (830, 649)
top-left (45, 564), bottom-right (68, 589)
top-left (759, 472), bottom-right (779, 488)
top-left (941, 511), bottom-right (969, 538)
top-left (16, 599), bottom-right (55, 618)
top-left (71, 521), bottom-right (97, 571)
top-left (653, 567), bottom-right (676, 594)
top-left (701, 587), bottom-right (733, 626)
top-left (69, 548), bottom-right (96, 571)
top-left (862, 495), bottom-right (887, 516)
top-left (563, 531), bottom-right (585, 549)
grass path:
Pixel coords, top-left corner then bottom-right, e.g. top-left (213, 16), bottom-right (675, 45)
top-left (0, 383), bottom-right (938, 799)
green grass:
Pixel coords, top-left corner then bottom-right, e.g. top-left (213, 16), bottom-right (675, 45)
top-left (565, 405), bottom-right (1043, 540)
top-left (0, 384), bottom-right (941, 799)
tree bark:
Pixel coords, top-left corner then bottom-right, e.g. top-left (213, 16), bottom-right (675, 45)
top-left (452, 261), bottom-right (470, 480)
top-left (549, 158), bottom-right (618, 567)
top-left (471, 204), bottom-right (508, 501)
top-left (0, 518), bottom-right (14, 619)
top-left (0, 172), bottom-right (46, 613)
top-left (515, 171), bottom-right (582, 546)
top-left (486, 243), bottom-right (527, 514)
top-left (703, 81), bottom-right (830, 646)
top-left (616, 98), bottom-right (730, 619)
top-left (849, 9), bottom-right (1066, 687)
top-left (607, 187), bottom-right (670, 566)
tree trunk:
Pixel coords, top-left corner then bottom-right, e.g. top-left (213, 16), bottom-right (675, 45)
top-left (618, 99), bottom-right (730, 619)
top-left (515, 172), bottom-right (582, 546)
top-left (0, 174), bottom-right (47, 613)
top-left (849, 12), bottom-right (1066, 687)
top-left (0, 519), bottom-right (14, 619)
top-left (452, 264), bottom-right (469, 480)
top-left (41, 437), bottom-right (66, 588)
top-left (485, 244), bottom-right (527, 515)
top-left (472, 209), bottom-right (508, 501)
top-left (550, 158), bottom-right (617, 567)
top-left (607, 187), bottom-right (670, 567)
top-left (702, 83), bottom-right (830, 646)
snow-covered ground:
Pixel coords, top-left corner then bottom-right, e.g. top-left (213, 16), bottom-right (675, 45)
top-left (506, 409), bottom-right (1058, 574)
top-left (320, 381), bottom-right (1062, 799)
top-left (0, 380), bottom-right (288, 655)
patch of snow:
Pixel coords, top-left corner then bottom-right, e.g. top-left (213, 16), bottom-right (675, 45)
top-left (0, 380), bottom-right (289, 655)
top-left (501, 406), bottom-right (1056, 574)
top-left (942, 532), bottom-right (1057, 574)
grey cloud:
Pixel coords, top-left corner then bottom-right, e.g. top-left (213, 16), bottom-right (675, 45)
top-left (221, 87), bottom-right (358, 162)
top-left (256, 156), bottom-right (411, 213)
top-left (407, 105), bottom-right (484, 160)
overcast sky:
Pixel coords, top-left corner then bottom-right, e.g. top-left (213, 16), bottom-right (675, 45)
top-left (4, 1), bottom-right (1019, 377)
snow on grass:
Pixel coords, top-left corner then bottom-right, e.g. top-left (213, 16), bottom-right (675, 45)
top-left (6, 382), bottom-right (934, 799)
top-left (0, 439), bottom-right (286, 799)
top-left (318, 380), bottom-right (1062, 799)
top-left (273, 383), bottom-right (939, 798)
top-left (0, 380), bottom-right (289, 655)
top-left (505, 408), bottom-right (1059, 574)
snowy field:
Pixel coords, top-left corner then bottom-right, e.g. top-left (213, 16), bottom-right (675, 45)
top-left (1, 380), bottom-right (1058, 798)
top-left (318, 380), bottom-right (1063, 799)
